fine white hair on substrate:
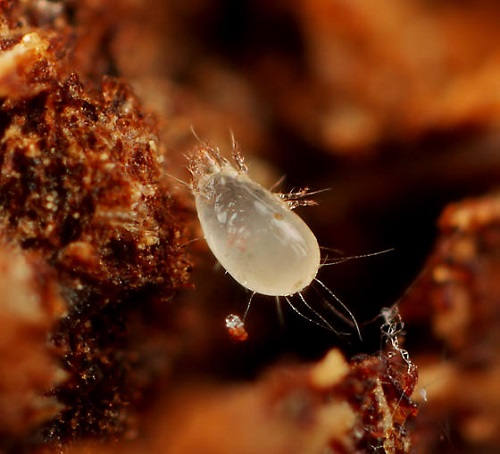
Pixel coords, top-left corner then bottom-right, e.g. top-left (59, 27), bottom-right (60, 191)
top-left (188, 137), bottom-right (364, 340)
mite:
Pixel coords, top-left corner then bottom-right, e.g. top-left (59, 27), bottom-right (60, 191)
top-left (189, 143), bottom-right (320, 297)
top-left (188, 139), bottom-right (360, 339)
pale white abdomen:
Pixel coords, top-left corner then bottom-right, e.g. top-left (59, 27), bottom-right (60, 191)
top-left (195, 172), bottom-right (321, 296)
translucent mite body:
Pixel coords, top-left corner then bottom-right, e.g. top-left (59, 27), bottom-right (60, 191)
top-left (189, 145), bottom-right (321, 297)
top-left (188, 141), bottom-right (363, 340)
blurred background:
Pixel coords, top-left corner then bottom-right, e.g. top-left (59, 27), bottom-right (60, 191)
top-left (106, 0), bottom-right (500, 360)
top-left (110, 2), bottom-right (500, 451)
top-left (5, 0), bottom-right (498, 452)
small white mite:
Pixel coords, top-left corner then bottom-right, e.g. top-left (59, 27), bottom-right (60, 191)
top-left (188, 138), bottom-right (362, 339)
top-left (189, 144), bottom-right (320, 297)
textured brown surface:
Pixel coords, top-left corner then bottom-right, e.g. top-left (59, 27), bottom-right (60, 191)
top-left (400, 193), bottom-right (500, 452)
top-left (0, 1), bottom-right (191, 450)
top-left (58, 347), bottom-right (417, 454)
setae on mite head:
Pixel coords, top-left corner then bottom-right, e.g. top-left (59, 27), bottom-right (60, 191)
top-left (189, 142), bottom-right (321, 297)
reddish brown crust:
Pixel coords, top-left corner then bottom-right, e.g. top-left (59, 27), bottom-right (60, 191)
top-left (400, 193), bottom-right (500, 451)
top-left (0, 2), bottom-right (191, 450)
